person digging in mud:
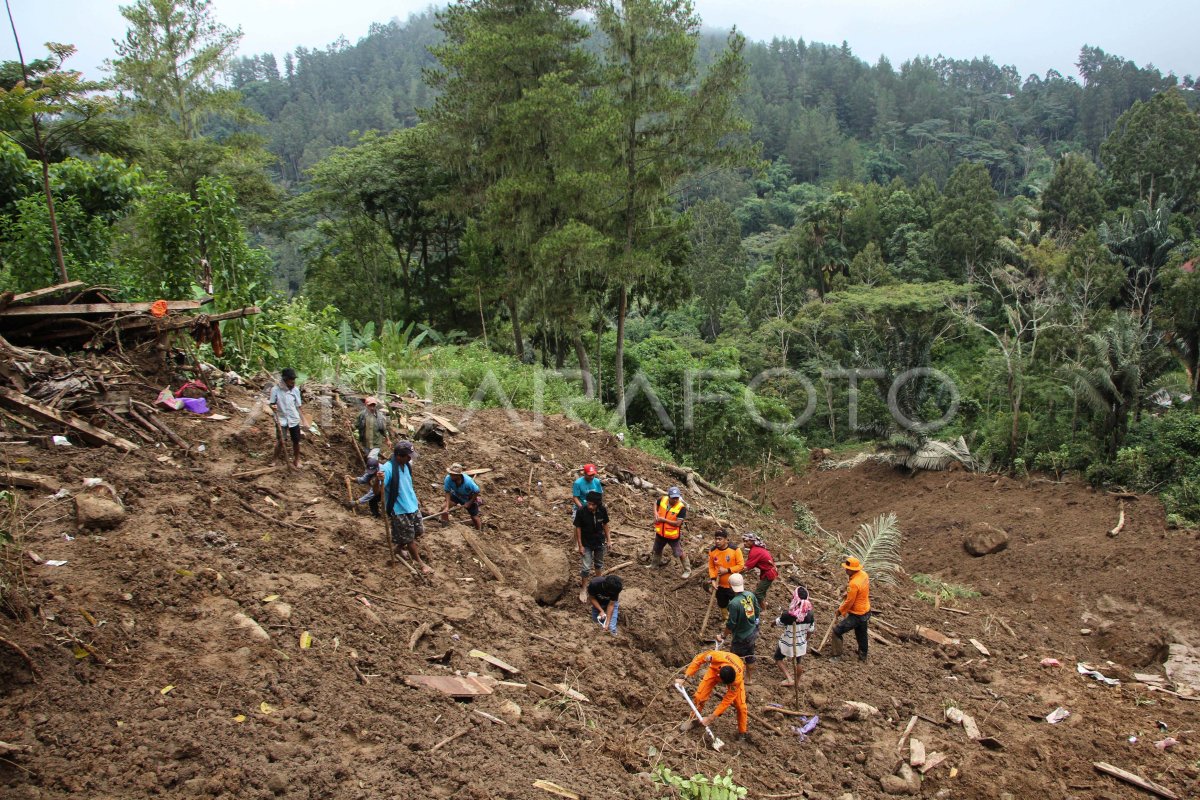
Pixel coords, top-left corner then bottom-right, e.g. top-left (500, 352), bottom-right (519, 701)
top-left (741, 532), bottom-right (778, 608)
top-left (573, 491), bottom-right (610, 603)
top-left (724, 573), bottom-right (760, 682)
top-left (587, 574), bottom-right (622, 635)
top-left (675, 650), bottom-right (750, 742)
top-left (356, 396), bottom-right (390, 453)
top-left (268, 367), bottom-right (303, 469)
top-left (351, 448), bottom-right (381, 517)
top-left (774, 585), bottom-right (815, 687)
top-left (832, 556), bottom-right (871, 662)
top-left (441, 463), bottom-right (482, 531)
top-left (707, 529), bottom-right (745, 624)
top-left (378, 440), bottom-right (434, 574)
top-left (572, 463), bottom-right (603, 511)
top-left (650, 486), bottom-right (690, 576)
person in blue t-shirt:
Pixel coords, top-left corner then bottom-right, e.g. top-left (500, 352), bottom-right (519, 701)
top-left (441, 463), bottom-right (482, 530)
top-left (572, 463), bottom-right (603, 510)
top-left (377, 441), bottom-right (433, 573)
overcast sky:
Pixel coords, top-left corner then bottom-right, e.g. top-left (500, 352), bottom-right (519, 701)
top-left (2, 0), bottom-right (1195, 82)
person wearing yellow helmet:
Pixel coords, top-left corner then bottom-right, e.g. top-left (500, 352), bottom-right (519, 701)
top-left (833, 556), bottom-right (871, 662)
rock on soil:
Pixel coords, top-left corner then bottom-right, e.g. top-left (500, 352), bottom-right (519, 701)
top-left (529, 544), bottom-right (570, 604)
top-left (74, 494), bottom-right (125, 529)
top-left (963, 521), bottom-right (1009, 556)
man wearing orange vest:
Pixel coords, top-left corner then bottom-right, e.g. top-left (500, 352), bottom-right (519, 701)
top-left (675, 650), bottom-right (750, 741)
top-left (708, 529), bottom-right (745, 624)
top-left (833, 556), bottom-right (871, 662)
top-left (650, 486), bottom-right (690, 577)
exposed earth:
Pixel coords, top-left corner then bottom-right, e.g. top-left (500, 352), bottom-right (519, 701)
top-left (1, 374), bottom-right (1199, 799)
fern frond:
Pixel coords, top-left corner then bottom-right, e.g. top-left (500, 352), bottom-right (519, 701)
top-left (842, 513), bottom-right (903, 585)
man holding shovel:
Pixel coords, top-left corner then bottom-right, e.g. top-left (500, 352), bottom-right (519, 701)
top-left (378, 441), bottom-right (434, 574)
top-left (675, 650), bottom-right (750, 743)
top-left (441, 463), bottom-right (482, 531)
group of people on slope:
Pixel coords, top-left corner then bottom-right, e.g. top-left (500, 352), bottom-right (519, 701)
top-left (267, 372), bottom-right (870, 743)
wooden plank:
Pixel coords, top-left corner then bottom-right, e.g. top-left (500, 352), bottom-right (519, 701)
top-left (461, 528), bottom-right (505, 582)
top-left (10, 281), bottom-right (85, 303)
top-left (532, 780), bottom-right (579, 799)
top-left (469, 649), bottom-right (521, 675)
top-left (868, 629), bottom-right (894, 646)
top-left (909, 737), bottom-right (926, 767)
top-left (551, 683), bottom-right (590, 703)
top-left (896, 715), bottom-right (918, 750)
top-left (0, 471), bottom-right (59, 492)
top-left (941, 607), bottom-right (971, 615)
top-left (918, 753), bottom-right (947, 774)
top-left (423, 412), bottom-right (461, 434)
top-left (1093, 762), bottom-right (1178, 799)
top-left (0, 386), bottom-right (138, 452)
top-left (463, 467), bottom-right (492, 477)
top-left (0, 298), bottom-right (208, 317)
top-left (233, 467), bottom-right (276, 479)
top-left (403, 674), bottom-right (495, 697)
top-left (969, 638), bottom-right (991, 657)
top-left (915, 625), bottom-right (960, 647)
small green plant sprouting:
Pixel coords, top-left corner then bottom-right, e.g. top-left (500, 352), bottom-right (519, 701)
top-left (653, 766), bottom-right (748, 800)
top-left (913, 573), bottom-right (980, 604)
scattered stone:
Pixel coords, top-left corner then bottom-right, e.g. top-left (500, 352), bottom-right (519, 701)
top-left (1080, 628), bottom-right (1092, 635)
top-left (74, 494), bottom-right (125, 530)
top-left (963, 522), bottom-right (1009, 556)
top-left (808, 692), bottom-right (828, 710)
top-left (266, 773), bottom-right (289, 793)
top-left (840, 701), bottom-right (879, 721)
top-left (231, 612), bottom-right (270, 643)
top-left (496, 699), bottom-right (523, 724)
top-left (268, 602), bottom-right (293, 621)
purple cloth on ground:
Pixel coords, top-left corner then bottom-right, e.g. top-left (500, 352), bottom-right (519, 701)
top-left (180, 397), bottom-right (209, 414)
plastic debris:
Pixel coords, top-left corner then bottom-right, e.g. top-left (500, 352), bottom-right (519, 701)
top-left (1040, 658), bottom-right (1062, 667)
top-left (1046, 707), bottom-right (1070, 724)
top-left (1154, 737), bottom-right (1178, 750)
top-left (52, 435), bottom-right (72, 446)
top-left (1077, 662), bottom-right (1120, 686)
top-left (43, 560), bottom-right (68, 567)
top-left (790, 715), bottom-right (820, 742)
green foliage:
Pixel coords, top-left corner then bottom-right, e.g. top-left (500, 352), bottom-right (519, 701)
top-left (1101, 89), bottom-right (1200, 212)
top-left (912, 573), bottom-right (980, 604)
top-left (792, 502), bottom-right (817, 536)
top-left (831, 513), bottom-right (903, 585)
top-left (652, 766), bottom-right (748, 800)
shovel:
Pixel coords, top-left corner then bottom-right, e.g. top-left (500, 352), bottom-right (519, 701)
top-left (675, 683), bottom-right (725, 752)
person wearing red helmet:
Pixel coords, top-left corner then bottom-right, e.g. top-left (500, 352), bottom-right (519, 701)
top-left (571, 463), bottom-right (603, 511)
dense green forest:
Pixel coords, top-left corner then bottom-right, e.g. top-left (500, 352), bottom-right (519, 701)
top-left (2, 0), bottom-right (1199, 526)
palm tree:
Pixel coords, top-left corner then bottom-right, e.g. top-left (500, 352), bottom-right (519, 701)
top-left (1069, 312), bottom-right (1169, 457)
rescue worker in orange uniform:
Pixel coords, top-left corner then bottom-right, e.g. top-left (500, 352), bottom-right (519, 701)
top-left (675, 650), bottom-right (750, 741)
top-left (833, 556), bottom-right (871, 662)
top-left (650, 486), bottom-right (690, 576)
top-left (707, 529), bottom-right (745, 623)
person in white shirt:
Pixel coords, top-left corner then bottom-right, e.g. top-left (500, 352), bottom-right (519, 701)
top-left (268, 367), bottom-right (303, 468)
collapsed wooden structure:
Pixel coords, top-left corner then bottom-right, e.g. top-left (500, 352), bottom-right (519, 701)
top-left (0, 281), bottom-right (260, 453)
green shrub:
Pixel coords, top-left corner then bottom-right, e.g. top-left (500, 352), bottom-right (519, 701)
top-left (653, 766), bottom-right (747, 800)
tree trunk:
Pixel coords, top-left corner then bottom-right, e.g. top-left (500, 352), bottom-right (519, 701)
top-left (615, 283), bottom-right (628, 424)
top-left (574, 332), bottom-right (594, 397)
top-left (37, 151), bottom-right (69, 283)
top-left (508, 295), bottom-right (524, 360)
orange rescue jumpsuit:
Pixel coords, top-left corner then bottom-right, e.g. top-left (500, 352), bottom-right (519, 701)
top-left (685, 650), bottom-right (748, 733)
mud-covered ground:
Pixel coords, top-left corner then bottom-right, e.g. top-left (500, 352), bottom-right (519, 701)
top-left (1, 379), bottom-right (1198, 799)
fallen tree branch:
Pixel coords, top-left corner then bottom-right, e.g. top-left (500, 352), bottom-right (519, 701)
top-left (0, 635), bottom-right (39, 680)
top-left (431, 726), bottom-right (472, 752)
top-left (660, 464), bottom-right (755, 508)
top-left (236, 499), bottom-right (318, 532)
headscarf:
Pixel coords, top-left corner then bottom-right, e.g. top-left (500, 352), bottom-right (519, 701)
top-left (742, 531), bottom-right (766, 549)
top-left (788, 585), bottom-right (812, 621)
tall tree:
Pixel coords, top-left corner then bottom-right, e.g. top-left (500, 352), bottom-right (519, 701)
top-left (594, 0), bottom-right (754, 421)
top-left (0, 24), bottom-right (110, 282)
top-left (1040, 152), bottom-right (1105, 234)
top-left (1100, 89), bottom-right (1200, 213)
top-left (932, 161), bottom-right (1000, 281)
top-left (425, 0), bottom-right (607, 362)
top-left (109, 0), bottom-right (270, 205)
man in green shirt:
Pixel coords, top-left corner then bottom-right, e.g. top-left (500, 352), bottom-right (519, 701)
top-left (724, 573), bottom-right (761, 683)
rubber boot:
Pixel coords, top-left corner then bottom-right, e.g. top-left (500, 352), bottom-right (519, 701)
top-left (680, 554), bottom-right (692, 579)
top-left (649, 552), bottom-right (663, 569)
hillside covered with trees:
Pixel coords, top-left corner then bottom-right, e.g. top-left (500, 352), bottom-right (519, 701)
top-left (2, 0), bottom-right (1199, 526)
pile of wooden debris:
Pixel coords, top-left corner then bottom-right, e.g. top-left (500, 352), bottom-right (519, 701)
top-left (0, 281), bottom-right (258, 454)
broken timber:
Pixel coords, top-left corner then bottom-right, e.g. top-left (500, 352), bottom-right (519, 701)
top-left (461, 528), bottom-right (504, 582)
top-left (469, 649), bottom-right (521, 674)
top-left (0, 471), bottom-right (60, 492)
top-left (915, 625), bottom-right (960, 647)
top-left (0, 298), bottom-right (207, 317)
top-left (1093, 762), bottom-right (1178, 799)
top-left (404, 674), bottom-right (496, 697)
top-left (0, 386), bottom-right (138, 451)
top-left (532, 780), bottom-right (579, 799)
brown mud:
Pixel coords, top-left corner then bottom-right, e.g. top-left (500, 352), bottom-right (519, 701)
top-left (1, 385), bottom-right (1198, 799)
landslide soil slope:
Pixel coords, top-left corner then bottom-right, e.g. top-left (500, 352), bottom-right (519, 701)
top-left (0, 384), bottom-right (1197, 800)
